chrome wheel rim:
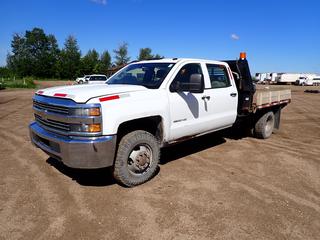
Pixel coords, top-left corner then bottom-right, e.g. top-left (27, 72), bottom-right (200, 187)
top-left (127, 144), bottom-right (153, 175)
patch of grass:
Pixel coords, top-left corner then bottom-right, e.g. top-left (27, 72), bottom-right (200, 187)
top-left (0, 77), bottom-right (36, 89)
top-left (35, 78), bottom-right (73, 81)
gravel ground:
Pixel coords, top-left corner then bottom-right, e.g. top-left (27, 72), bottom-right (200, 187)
top-left (0, 83), bottom-right (319, 240)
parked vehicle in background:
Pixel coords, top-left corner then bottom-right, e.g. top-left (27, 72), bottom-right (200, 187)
top-left (276, 73), bottom-right (301, 84)
top-left (295, 77), bottom-right (312, 86)
top-left (295, 74), bottom-right (317, 86)
top-left (255, 73), bottom-right (268, 84)
top-left (87, 74), bottom-right (108, 84)
top-left (312, 77), bottom-right (320, 86)
top-left (296, 77), bottom-right (307, 86)
top-left (255, 72), bottom-right (278, 84)
top-left (76, 75), bottom-right (91, 84)
top-left (257, 73), bottom-right (319, 85)
top-left (267, 73), bottom-right (278, 83)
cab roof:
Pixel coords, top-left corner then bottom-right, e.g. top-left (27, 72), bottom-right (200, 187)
top-left (133, 58), bottom-right (227, 65)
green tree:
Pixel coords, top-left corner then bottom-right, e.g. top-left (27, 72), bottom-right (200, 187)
top-left (137, 48), bottom-right (163, 61)
top-left (44, 34), bottom-right (60, 77)
top-left (80, 49), bottom-right (100, 74)
top-left (25, 29), bottom-right (59, 77)
top-left (138, 48), bottom-right (153, 60)
top-left (96, 50), bottom-right (111, 73)
top-left (7, 28), bottom-right (59, 78)
top-left (57, 35), bottom-right (81, 79)
top-left (153, 54), bottom-right (163, 59)
top-left (7, 34), bottom-right (29, 77)
top-left (0, 66), bottom-right (12, 78)
top-left (113, 42), bottom-right (130, 66)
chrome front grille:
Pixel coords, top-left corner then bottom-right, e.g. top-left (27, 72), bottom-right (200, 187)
top-left (35, 114), bottom-right (71, 132)
top-left (33, 100), bottom-right (69, 115)
top-left (32, 95), bottom-right (102, 137)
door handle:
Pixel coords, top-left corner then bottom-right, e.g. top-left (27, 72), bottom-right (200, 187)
top-left (202, 95), bottom-right (210, 100)
top-left (230, 93), bottom-right (237, 97)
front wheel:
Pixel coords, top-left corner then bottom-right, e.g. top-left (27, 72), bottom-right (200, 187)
top-left (113, 130), bottom-right (160, 187)
top-left (254, 111), bottom-right (275, 139)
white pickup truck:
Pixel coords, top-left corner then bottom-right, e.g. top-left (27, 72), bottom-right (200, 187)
top-left (29, 53), bottom-right (291, 186)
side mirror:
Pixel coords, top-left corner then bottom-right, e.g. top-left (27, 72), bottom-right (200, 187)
top-left (189, 73), bottom-right (204, 93)
top-left (175, 73), bottom-right (204, 93)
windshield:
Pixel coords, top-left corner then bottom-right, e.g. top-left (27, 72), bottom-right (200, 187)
top-left (107, 62), bottom-right (175, 89)
top-left (90, 76), bottom-right (106, 81)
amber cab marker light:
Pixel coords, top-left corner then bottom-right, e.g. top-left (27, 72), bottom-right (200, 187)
top-left (89, 108), bottom-right (101, 116)
top-left (240, 52), bottom-right (246, 60)
top-left (88, 124), bottom-right (101, 132)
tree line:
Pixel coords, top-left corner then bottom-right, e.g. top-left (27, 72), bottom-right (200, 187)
top-left (2, 27), bottom-right (163, 79)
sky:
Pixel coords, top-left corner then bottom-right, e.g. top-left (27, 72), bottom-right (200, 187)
top-left (0, 0), bottom-right (319, 74)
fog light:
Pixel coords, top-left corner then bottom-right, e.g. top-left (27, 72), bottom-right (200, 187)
top-left (87, 123), bottom-right (101, 132)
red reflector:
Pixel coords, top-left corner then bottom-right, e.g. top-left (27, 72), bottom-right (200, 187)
top-left (54, 93), bottom-right (67, 97)
top-left (37, 91), bottom-right (44, 95)
top-left (99, 95), bottom-right (120, 102)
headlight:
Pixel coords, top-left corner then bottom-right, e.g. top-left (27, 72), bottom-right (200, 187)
top-left (71, 123), bottom-right (101, 133)
top-left (71, 107), bottom-right (101, 116)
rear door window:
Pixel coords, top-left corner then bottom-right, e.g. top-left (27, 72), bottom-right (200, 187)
top-left (206, 64), bottom-right (231, 88)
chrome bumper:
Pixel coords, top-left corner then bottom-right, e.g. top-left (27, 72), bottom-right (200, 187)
top-left (29, 122), bottom-right (117, 169)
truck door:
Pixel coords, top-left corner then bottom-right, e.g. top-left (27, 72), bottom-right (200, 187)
top-left (202, 63), bottom-right (238, 129)
top-left (167, 62), bottom-right (219, 141)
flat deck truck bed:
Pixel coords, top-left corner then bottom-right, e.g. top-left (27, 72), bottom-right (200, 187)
top-left (253, 89), bottom-right (291, 110)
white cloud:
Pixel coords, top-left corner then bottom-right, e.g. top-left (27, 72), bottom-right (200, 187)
top-left (231, 34), bottom-right (240, 40)
top-left (91, 0), bottom-right (107, 5)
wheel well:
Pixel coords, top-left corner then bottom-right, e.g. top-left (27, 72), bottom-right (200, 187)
top-left (117, 116), bottom-right (163, 144)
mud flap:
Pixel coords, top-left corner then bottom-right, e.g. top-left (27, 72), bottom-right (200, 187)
top-left (274, 108), bottom-right (281, 129)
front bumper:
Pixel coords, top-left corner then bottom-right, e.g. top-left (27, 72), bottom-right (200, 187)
top-left (29, 122), bottom-right (117, 169)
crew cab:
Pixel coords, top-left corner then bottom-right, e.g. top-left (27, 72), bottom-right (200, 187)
top-left (29, 53), bottom-right (291, 187)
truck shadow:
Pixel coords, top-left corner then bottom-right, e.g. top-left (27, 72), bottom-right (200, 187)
top-left (160, 127), bottom-right (249, 164)
top-left (46, 158), bottom-right (116, 186)
top-left (46, 127), bottom-right (248, 186)
top-left (160, 132), bottom-right (225, 164)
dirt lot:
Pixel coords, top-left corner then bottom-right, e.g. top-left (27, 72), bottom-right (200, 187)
top-left (0, 83), bottom-right (319, 240)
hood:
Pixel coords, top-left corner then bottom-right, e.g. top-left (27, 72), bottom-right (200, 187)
top-left (37, 84), bottom-right (147, 103)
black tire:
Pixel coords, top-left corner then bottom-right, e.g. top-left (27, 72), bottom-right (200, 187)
top-left (113, 130), bottom-right (160, 187)
top-left (79, 80), bottom-right (83, 84)
top-left (254, 111), bottom-right (275, 139)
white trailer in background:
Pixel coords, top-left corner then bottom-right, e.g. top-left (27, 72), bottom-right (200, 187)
top-left (255, 73), bottom-right (268, 83)
top-left (266, 72), bottom-right (279, 84)
top-left (312, 76), bottom-right (320, 86)
top-left (255, 73), bottom-right (278, 84)
top-left (276, 73), bottom-right (301, 84)
top-left (268, 73), bottom-right (278, 83)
